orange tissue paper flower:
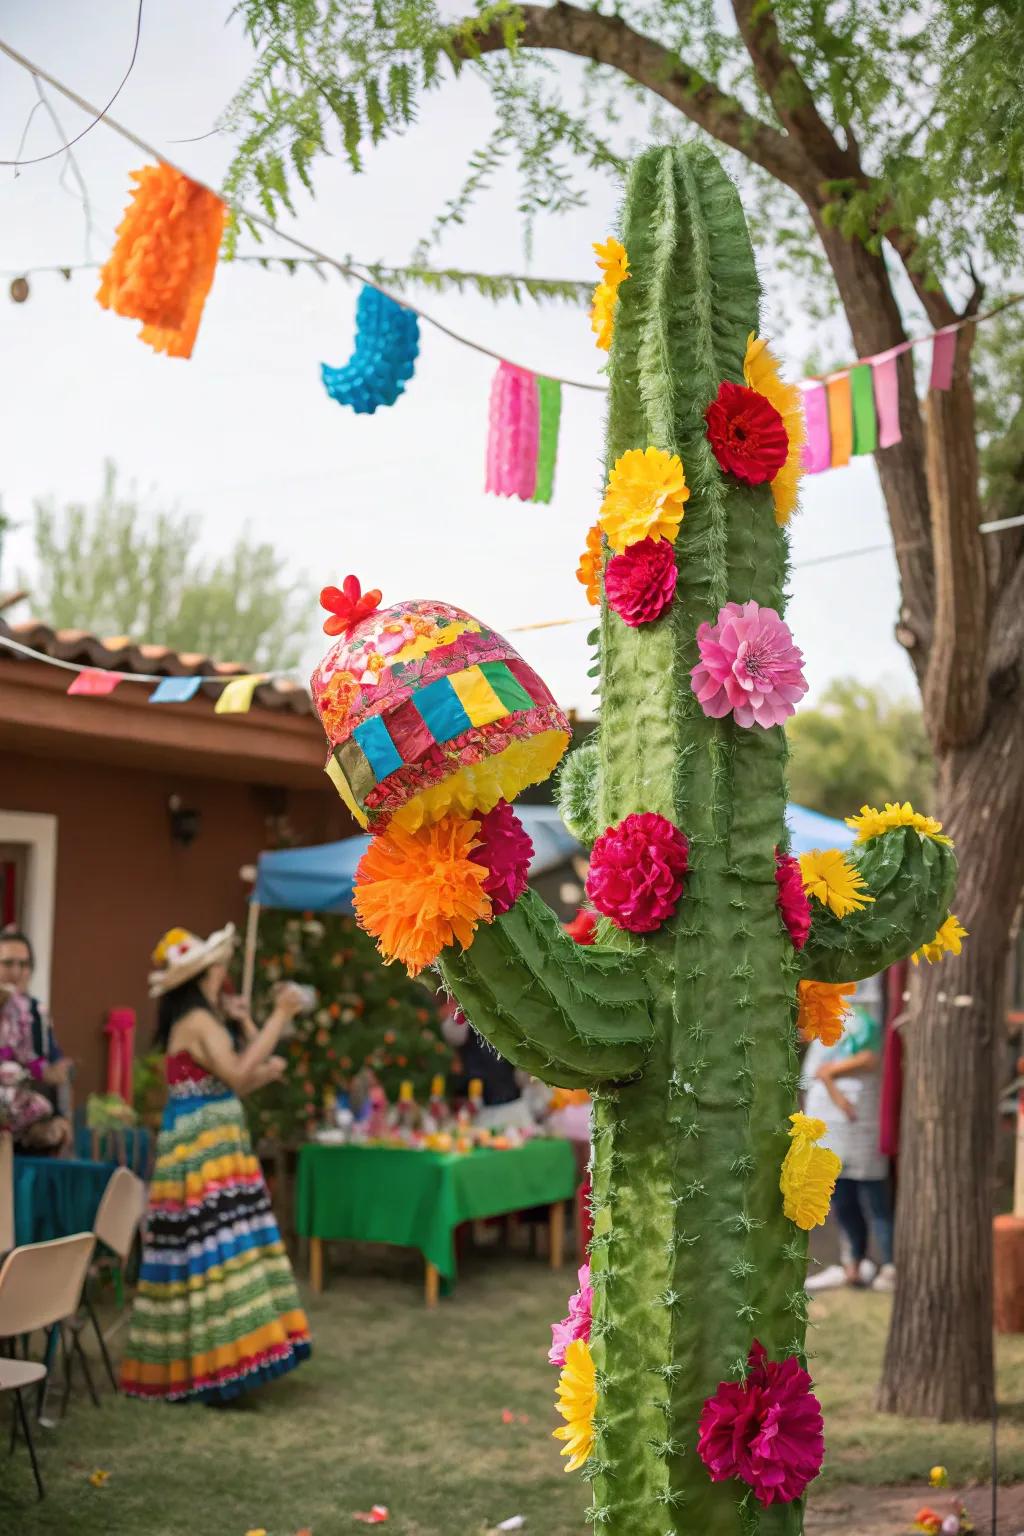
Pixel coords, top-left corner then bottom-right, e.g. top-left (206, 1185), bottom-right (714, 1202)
top-left (353, 815), bottom-right (493, 975)
top-left (97, 163), bottom-right (225, 359)
top-left (797, 979), bottom-right (855, 1046)
top-left (576, 522), bottom-right (604, 605)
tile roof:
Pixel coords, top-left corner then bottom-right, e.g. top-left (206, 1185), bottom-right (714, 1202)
top-left (0, 616), bottom-right (314, 716)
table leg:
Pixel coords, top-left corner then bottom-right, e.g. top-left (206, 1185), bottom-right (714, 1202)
top-left (309, 1237), bottom-right (324, 1295)
top-left (424, 1262), bottom-right (440, 1308)
top-left (549, 1201), bottom-right (566, 1269)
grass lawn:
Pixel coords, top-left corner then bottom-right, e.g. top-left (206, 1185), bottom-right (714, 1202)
top-left (4, 1242), bottom-right (1022, 1535)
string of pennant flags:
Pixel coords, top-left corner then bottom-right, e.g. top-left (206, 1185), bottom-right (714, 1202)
top-left (3, 35), bottom-right (1023, 512)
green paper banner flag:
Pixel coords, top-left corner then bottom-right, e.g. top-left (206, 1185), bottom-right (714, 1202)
top-left (850, 364), bottom-right (878, 455)
top-left (531, 377), bottom-right (562, 504)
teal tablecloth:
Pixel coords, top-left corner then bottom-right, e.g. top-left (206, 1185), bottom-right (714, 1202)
top-left (296, 1138), bottom-right (577, 1280)
top-left (13, 1156), bottom-right (117, 1246)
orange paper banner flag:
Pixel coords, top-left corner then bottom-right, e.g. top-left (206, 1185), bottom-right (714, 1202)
top-left (825, 374), bottom-right (853, 468)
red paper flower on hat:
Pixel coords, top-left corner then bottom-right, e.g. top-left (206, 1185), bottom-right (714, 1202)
top-left (605, 536), bottom-right (677, 627)
top-left (705, 381), bottom-right (789, 486)
top-left (586, 812), bottom-right (689, 933)
top-left (320, 576), bottom-right (382, 636)
top-left (775, 849), bottom-right (811, 950)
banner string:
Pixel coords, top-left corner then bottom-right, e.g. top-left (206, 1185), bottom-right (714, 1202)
top-left (2, 36), bottom-right (1021, 396)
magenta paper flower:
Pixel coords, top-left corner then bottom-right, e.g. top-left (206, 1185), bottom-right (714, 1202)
top-left (549, 1264), bottom-right (592, 1367)
top-left (690, 600), bottom-right (807, 729)
top-left (605, 537), bottom-right (677, 626)
top-left (697, 1341), bottom-right (824, 1506)
top-left (586, 812), bottom-right (689, 933)
top-left (775, 850), bottom-right (811, 950)
top-left (473, 801), bottom-right (533, 915)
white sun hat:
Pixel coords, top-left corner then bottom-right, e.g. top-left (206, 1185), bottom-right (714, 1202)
top-left (148, 924), bottom-right (237, 998)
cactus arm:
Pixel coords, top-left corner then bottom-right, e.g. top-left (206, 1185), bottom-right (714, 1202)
top-left (800, 828), bottom-right (958, 983)
top-left (556, 736), bottom-right (601, 848)
top-left (439, 888), bottom-right (654, 1089)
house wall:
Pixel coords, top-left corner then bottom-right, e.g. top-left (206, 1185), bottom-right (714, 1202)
top-left (1, 748), bottom-right (352, 1096)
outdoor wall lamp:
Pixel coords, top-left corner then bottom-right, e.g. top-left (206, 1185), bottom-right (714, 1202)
top-left (168, 795), bottom-right (201, 848)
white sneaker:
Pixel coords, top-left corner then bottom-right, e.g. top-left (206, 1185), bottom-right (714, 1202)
top-left (871, 1263), bottom-right (896, 1292)
top-left (858, 1258), bottom-right (878, 1286)
top-left (806, 1264), bottom-right (847, 1292)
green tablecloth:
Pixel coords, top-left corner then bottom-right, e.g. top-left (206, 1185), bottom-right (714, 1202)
top-left (295, 1139), bottom-right (577, 1280)
top-left (13, 1156), bottom-right (117, 1246)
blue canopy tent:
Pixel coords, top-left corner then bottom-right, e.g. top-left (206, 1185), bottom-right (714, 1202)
top-left (241, 802), bottom-right (851, 993)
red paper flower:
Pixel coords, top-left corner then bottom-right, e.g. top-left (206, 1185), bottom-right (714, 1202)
top-left (697, 1341), bottom-right (824, 1506)
top-left (320, 575), bottom-right (383, 636)
top-left (564, 909), bottom-right (597, 945)
top-left (473, 801), bottom-right (533, 915)
top-left (775, 849), bottom-right (811, 950)
top-left (605, 537), bottom-right (677, 627)
top-left (586, 812), bottom-right (688, 933)
top-left (705, 381), bottom-right (789, 486)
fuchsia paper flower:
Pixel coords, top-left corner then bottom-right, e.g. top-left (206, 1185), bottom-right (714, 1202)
top-left (549, 1264), bottom-right (593, 1367)
top-left (691, 601), bottom-right (807, 729)
top-left (586, 812), bottom-right (689, 933)
top-left (705, 380), bottom-right (789, 485)
top-left (775, 850), bottom-right (811, 950)
top-left (473, 801), bottom-right (533, 916)
top-left (605, 536), bottom-right (677, 626)
top-left (697, 1341), bottom-right (825, 1506)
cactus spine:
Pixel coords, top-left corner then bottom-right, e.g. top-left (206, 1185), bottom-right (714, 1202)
top-left (441, 142), bottom-right (956, 1535)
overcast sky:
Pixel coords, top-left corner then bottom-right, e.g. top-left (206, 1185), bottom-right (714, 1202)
top-left (0, 0), bottom-right (915, 714)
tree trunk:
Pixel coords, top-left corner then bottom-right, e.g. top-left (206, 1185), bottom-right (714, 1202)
top-left (878, 696), bottom-right (1024, 1417)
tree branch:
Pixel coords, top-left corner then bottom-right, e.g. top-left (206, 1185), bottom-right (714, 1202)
top-left (459, 1), bottom-right (807, 191)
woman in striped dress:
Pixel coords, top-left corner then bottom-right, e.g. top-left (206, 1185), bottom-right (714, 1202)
top-left (122, 925), bottom-right (311, 1403)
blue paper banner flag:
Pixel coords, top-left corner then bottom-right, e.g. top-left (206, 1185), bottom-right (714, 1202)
top-left (149, 676), bottom-right (203, 704)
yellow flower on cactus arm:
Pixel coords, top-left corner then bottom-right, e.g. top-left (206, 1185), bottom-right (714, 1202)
top-left (799, 848), bottom-right (874, 919)
top-left (553, 1338), bottom-right (596, 1472)
top-left (912, 914), bottom-right (968, 966)
top-left (576, 522), bottom-right (603, 605)
top-left (744, 333), bottom-right (806, 526)
top-left (590, 282), bottom-right (618, 351)
top-left (780, 1111), bottom-right (842, 1230)
top-left (797, 979), bottom-right (855, 1046)
top-left (594, 236), bottom-right (629, 287)
top-left (353, 815), bottom-right (492, 976)
top-left (846, 801), bottom-right (952, 846)
top-left (599, 446), bottom-right (690, 552)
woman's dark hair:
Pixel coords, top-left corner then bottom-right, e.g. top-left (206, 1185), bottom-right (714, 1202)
top-left (155, 974), bottom-right (217, 1050)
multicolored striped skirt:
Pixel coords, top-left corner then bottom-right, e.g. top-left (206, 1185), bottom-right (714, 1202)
top-left (121, 1053), bottom-right (311, 1403)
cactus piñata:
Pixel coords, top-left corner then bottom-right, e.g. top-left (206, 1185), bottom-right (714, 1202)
top-left (312, 144), bottom-right (960, 1536)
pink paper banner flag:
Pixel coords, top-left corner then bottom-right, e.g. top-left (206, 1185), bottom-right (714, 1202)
top-left (800, 384), bottom-right (831, 473)
top-left (929, 327), bottom-right (957, 391)
top-left (872, 355), bottom-right (902, 449)
top-left (485, 362), bottom-right (539, 500)
top-left (67, 669), bottom-right (121, 697)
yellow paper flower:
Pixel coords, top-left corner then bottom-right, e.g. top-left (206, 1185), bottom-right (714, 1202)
top-left (912, 914), bottom-right (968, 966)
top-left (799, 848), bottom-right (874, 919)
top-left (797, 979), bottom-right (855, 1046)
top-left (744, 333), bottom-right (806, 525)
top-left (929, 1466), bottom-right (949, 1488)
top-left (781, 1112), bottom-right (842, 1230)
top-left (594, 236), bottom-right (629, 287)
top-left (151, 927), bottom-right (190, 966)
top-left (576, 522), bottom-right (603, 605)
top-left (553, 1338), bottom-right (596, 1473)
top-left (846, 801), bottom-right (952, 846)
top-left (88, 1469), bottom-right (110, 1488)
top-left (599, 447), bottom-right (689, 553)
top-left (590, 282), bottom-right (618, 351)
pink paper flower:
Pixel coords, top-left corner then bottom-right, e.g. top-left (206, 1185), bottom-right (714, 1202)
top-left (549, 1264), bottom-right (592, 1366)
top-left (691, 601), bottom-right (807, 729)
top-left (775, 849), bottom-right (811, 950)
top-left (586, 812), bottom-right (689, 933)
top-left (697, 1341), bottom-right (824, 1506)
top-left (605, 537), bottom-right (677, 626)
top-left (473, 801), bottom-right (533, 916)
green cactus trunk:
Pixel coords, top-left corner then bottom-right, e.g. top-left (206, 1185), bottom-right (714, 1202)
top-left (440, 141), bottom-right (957, 1536)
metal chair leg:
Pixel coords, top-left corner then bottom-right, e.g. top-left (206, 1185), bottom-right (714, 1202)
top-left (59, 1328), bottom-right (73, 1419)
top-left (86, 1297), bottom-right (118, 1393)
top-left (71, 1331), bottom-right (100, 1408)
top-left (9, 1394), bottom-right (17, 1455)
top-left (15, 1390), bottom-right (44, 1500)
